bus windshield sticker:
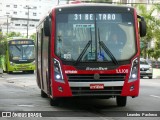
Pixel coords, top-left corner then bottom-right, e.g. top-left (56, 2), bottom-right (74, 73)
top-left (87, 51), bottom-right (96, 61)
top-left (73, 24), bottom-right (94, 29)
top-left (64, 53), bottom-right (71, 60)
top-left (97, 52), bottom-right (105, 61)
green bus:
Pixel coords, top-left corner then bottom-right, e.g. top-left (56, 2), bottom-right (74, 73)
top-left (1, 38), bottom-right (35, 74)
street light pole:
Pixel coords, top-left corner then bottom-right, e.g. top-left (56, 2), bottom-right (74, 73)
top-left (24, 5), bottom-right (33, 38)
top-left (6, 15), bottom-right (9, 35)
top-left (0, 15), bottom-right (11, 34)
top-left (27, 7), bottom-right (29, 38)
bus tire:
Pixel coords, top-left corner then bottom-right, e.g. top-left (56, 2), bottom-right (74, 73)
top-left (50, 98), bottom-right (59, 106)
top-left (41, 90), bottom-right (48, 98)
top-left (8, 71), bottom-right (12, 74)
top-left (29, 70), bottom-right (34, 74)
top-left (36, 70), bottom-right (41, 89)
top-left (149, 76), bottom-right (152, 79)
top-left (116, 96), bottom-right (127, 107)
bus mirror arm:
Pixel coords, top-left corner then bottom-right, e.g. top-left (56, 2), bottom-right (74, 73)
top-left (137, 15), bottom-right (147, 37)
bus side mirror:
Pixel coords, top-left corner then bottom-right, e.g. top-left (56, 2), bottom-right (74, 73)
top-left (44, 16), bottom-right (51, 36)
top-left (139, 20), bottom-right (147, 37)
top-left (138, 15), bottom-right (147, 37)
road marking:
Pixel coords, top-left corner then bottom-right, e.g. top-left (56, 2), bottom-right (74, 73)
top-left (150, 95), bottom-right (160, 99)
top-left (7, 77), bottom-right (29, 80)
top-left (17, 105), bottom-right (34, 107)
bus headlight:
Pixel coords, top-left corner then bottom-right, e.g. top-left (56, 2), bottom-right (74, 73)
top-left (10, 62), bottom-right (14, 66)
top-left (54, 58), bottom-right (64, 82)
top-left (32, 60), bottom-right (35, 65)
top-left (129, 58), bottom-right (139, 82)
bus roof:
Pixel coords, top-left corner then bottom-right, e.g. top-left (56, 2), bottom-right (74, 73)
top-left (37, 3), bottom-right (135, 28)
top-left (53, 3), bottom-right (134, 10)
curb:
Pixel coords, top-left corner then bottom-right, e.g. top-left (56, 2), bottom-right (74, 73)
top-left (0, 68), bottom-right (3, 74)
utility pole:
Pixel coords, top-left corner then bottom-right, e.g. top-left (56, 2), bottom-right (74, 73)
top-left (24, 5), bottom-right (33, 38)
top-left (0, 15), bottom-right (11, 34)
top-left (6, 15), bottom-right (9, 35)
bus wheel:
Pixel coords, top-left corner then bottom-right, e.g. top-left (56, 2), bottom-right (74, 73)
top-left (116, 96), bottom-right (127, 107)
top-left (8, 71), bottom-right (12, 74)
top-left (29, 70), bottom-right (34, 74)
top-left (50, 98), bottom-right (59, 106)
top-left (149, 76), bottom-right (152, 79)
top-left (41, 90), bottom-right (48, 98)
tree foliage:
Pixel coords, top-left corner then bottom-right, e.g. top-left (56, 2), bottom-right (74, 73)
top-left (136, 4), bottom-right (160, 60)
top-left (0, 32), bottom-right (22, 56)
top-left (30, 33), bottom-right (36, 41)
top-left (0, 32), bottom-right (6, 55)
top-left (87, 0), bottom-right (112, 3)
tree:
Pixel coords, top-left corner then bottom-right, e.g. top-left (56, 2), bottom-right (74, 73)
top-left (0, 31), bottom-right (23, 56)
top-left (88, 0), bottom-right (112, 3)
top-left (0, 32), bottom-right (6, 68)
top-left (150, 5), bottom-right (160, 60)
top-left (0, 32), bottom-right (6, 56)
top-left (30, 33), bottom-right (36, 41)
top-left (7, 32), bottom-right (22, 38)
top-left (136, 4), bottom-right (160, 59)
top-left (152, 49), bottom-right (160, 60)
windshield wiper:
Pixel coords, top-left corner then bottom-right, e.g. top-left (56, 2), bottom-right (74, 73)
top-left (75, 40), bottom-right (91, 65)
top-left (98, 28), bottom-right (119, 65)
top-left (15, 45), bottom-right (21, 51)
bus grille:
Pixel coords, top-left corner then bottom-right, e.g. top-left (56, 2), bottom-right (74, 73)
top-left (67, 74), bottom-right (126, 82)
top-left (67, 74), bottom-right (125, 96)
top-left (70, 86), bottom-right (123, 96)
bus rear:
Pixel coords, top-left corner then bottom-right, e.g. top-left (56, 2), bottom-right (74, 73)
top-left (36, 3), bottom-right (146, 106)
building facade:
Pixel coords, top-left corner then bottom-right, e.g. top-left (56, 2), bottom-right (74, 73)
top-left (0, 0), bottom-right (160, 37)
top-left (0, 0), bottom-right (55, 36)
top-left (113, 0), bottom-right (160, 4)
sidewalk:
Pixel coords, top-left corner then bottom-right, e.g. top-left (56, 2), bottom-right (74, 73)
top-left (0, 68), bottom-right (3, 78)
top-left (153, 68), bottom-right (160, 79)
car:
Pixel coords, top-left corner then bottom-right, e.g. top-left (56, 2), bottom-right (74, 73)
top-left (152, 61), bottom-right (160, 68)
top-left (140, 60), bottom-right (153, 79)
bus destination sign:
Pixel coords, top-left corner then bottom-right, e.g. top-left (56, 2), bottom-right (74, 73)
top-left (68, 13), bottom-right (122, 22)
top-left (10, 40), bottom-right (33, 45)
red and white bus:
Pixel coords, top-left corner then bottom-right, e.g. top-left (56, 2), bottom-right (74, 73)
top-left (36, 2), bottom-right (146, 106)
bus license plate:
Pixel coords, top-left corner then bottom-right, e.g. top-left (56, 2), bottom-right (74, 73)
top-left (90, 84), bottom-right (104, 90)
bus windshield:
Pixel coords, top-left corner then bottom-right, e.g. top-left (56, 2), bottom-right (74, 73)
top-left (9, 44), bottom-right (35, 61)
top-left (55, 13), bottom-right (136, 62)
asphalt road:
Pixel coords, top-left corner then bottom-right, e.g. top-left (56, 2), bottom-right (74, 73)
top-left (0, 72), bottom-right (160, 120)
